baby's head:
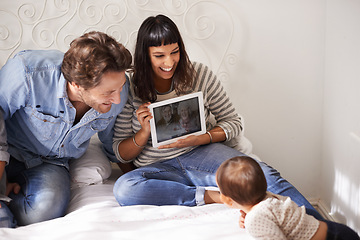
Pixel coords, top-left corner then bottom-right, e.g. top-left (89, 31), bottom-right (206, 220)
top-left (216, 156), bottom-right (267, 211)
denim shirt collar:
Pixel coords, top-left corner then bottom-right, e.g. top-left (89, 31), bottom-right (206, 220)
top-left (57, 73), bottom-right (68, 99)
top-left (56, 73), bottom-right (103, 120)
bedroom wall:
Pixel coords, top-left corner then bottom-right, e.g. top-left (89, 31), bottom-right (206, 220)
top-left (234, 0), bottom-right (360, 233)
top-left (229, 1), bottom-right (325, 199)
top-left (321, 0), bottom-right (360, 233)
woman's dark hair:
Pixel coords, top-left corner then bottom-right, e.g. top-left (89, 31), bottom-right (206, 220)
top-left (62, 31), bottom-right (132, 90)
top-left (133, 14), bottom-right (195, 102)
top-left (216, 156), bottom-right (267, 206)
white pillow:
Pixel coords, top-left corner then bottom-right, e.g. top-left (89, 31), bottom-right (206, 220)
top-left (69, 134), bottom-right (112, 188)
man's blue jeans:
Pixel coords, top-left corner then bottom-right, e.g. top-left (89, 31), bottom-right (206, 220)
top-left (114, 143), bottom-right (323, 220)
top-left (0, 201), bottom-right (16, 228)
top-left (3, 159), bottom-right (70, 227)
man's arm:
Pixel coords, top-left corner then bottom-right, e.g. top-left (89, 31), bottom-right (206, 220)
top-left (0, 109), bottom-right (10, 170)
top-left (0, 161), bottom-right (5, 188)
top-left (0, 54), bottom-right (28, 167)
top-left (0, 109), bottom-right (17, 204)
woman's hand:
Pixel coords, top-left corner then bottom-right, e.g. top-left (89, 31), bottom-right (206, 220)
top-left (136, 102), bottom-right (152, 134)
top-left (158, 135), bottom-right (200, 149)
top-left (159, 127), bottom-right (227, 149)
top-left (117, 102), bottom-right (152, 161)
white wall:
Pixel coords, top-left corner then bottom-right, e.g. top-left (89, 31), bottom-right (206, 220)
top-left (322, 0), bottom-right (360, 233)
top-left (229, 0), bottom-right (360, 233)
top-left (229, 0), bottom-right (325, 199)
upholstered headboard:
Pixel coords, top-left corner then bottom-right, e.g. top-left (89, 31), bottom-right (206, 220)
top-left (0, 0), bottom-right (243, 92)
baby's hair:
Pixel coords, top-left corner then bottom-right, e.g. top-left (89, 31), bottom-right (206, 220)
top-left (216, 156), bottom-right (267, 206)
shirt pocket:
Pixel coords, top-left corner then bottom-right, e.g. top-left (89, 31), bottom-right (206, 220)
top-left (89, 117), bottom-right (113, 132)
top-left (24, 106), bottom-right (63, 141)
top-left (74, 117), bottom-right (113, 147)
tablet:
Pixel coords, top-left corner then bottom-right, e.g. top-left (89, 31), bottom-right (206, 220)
top-left (149, 92), bottom-right (206, 148)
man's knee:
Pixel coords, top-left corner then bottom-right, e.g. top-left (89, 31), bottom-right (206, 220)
top-left (8, 163), bottom-right (71, 226)
top-left (9, 186), bottom-right (70, 226)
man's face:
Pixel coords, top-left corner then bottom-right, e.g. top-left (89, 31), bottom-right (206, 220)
top-left (162, 106), bottom-right (173, 123)
top-left (79, 71), bottom-right (126, 113)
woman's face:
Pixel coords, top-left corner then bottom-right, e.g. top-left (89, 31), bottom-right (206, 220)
top-left (179, 108), bottom-right (190, 120)
top-left (148, 42), bottom-right (180, 81)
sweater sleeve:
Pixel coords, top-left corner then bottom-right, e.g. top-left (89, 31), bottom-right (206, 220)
top-left (112, 87), bottom-right (137, 163)
top-left (245, 205), bottom-right (288, 240)
top-left (192, 62), bottom-right (243, 141)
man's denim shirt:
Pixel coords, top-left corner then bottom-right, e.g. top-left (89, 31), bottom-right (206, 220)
top-left (0, 50), bottom-right (129, 169)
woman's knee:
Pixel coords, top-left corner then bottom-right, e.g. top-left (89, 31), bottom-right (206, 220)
top-left (114, 173), bottom-right (138, 205)
top-left (113, 171), bottom-right (150, 206)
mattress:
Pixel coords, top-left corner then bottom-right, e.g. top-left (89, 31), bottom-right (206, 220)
top-left (0, 137), bottom-right (253, 240)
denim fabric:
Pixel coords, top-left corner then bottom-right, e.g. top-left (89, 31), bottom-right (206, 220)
top-left (258, 161), bottom-right (323, 220)
top-left (0, 50), bottom-right (129, 168)
top-left (5, 159), bottom-right (70, 226)
top-left (324, 220), bottom-right (360, 240)
top-left (0, 201), bottom-right (16, 228)
top-left (0, 49), bottom-right (129, 227)
top-left (114, 143), bottom-right (322, 219)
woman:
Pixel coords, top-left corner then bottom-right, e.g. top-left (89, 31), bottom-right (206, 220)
top-left (177, 99), bottom-right (200, 134)
top-left (112, 14), bottom-right (322, 219)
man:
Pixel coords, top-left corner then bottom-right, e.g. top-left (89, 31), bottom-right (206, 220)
top-left (0, 31), bottom-right (132, 227)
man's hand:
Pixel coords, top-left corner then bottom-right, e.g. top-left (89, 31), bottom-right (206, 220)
top-left (6, 182), bottom-right (20, 196)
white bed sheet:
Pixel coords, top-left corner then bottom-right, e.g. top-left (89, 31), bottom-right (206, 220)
top-left (0, 170), bottom-right (254, 240)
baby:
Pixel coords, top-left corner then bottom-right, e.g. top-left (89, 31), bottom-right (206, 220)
top-left (216, 156), bottom-right (360, 240)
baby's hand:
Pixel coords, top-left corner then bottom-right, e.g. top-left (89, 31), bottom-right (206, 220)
top-left (239, 210), bottom-right (246, 228)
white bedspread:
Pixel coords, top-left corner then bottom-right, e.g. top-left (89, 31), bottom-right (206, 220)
top-left (0, 174), bottom-right (254, 240)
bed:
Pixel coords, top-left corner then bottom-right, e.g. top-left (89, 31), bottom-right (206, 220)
top-left (0, 136), bottom-right (254, 240)
top-left (0, 0), bottom-right (255, 239)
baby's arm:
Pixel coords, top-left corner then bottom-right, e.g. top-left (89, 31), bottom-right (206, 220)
top-left (311, 221), bottom-right (327, 240)
top-left (245, 210), bottom-right (287, 239)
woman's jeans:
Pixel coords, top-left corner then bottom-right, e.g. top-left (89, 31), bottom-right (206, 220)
top-left (324, 220), bottom-right (360, 240)
top-left (2, 158), bottom-right (70, 227)
top-left (114, 143), bottom-right (323, 220)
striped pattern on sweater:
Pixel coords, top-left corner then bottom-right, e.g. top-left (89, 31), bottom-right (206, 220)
top-left (112, 62), bottom-right (243, 167)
